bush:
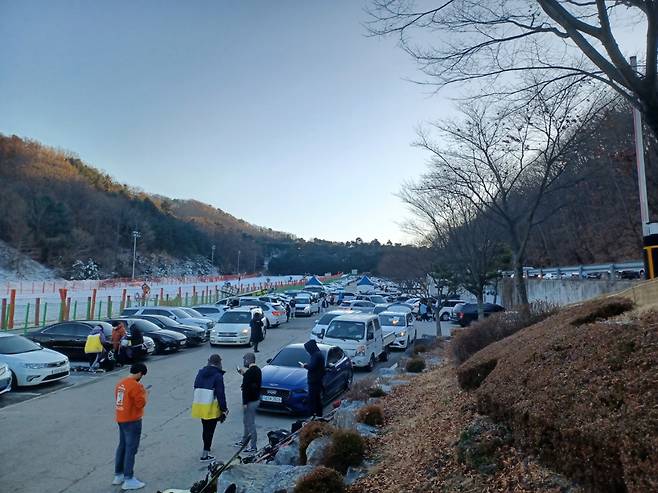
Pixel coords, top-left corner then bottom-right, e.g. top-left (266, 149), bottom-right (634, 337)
top-left (294, 466), bottom-right (345, 493)
top-left (571, 297), bottom-right (634, 326)
top-left (343, 376), bottom-right (376, 401)
top-left (299, 421), bottom-right (334, 465)
top-left (405, 357), bottom-right (426, 373)
top-left (452, 302), bottom-right (558, 364)
top-left (357, 404), bottom-right (384, 426)
top-left (322, 429), bottom-right (366, 474)
top-left (368, 386), bottom-right (387, 398)
top-left (413, 343), bottom-right (428, 354)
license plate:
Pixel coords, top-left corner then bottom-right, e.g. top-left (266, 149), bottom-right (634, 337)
top-left (261, 395), bottom-right (282, 403)
top-left (219, 338), bottom-right (234, 342)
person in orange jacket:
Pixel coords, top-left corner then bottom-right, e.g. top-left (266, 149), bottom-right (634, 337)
top-left (113, 363), bottom-right (148, 491)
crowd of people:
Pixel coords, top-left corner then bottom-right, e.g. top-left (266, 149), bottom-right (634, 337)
top-left (84, 321), bottom-right (146, 372)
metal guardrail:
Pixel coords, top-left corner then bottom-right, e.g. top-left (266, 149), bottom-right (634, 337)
top-left (503, 260), bottom-right (644, 277)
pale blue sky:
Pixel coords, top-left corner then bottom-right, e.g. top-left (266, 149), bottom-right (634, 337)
top-left (0, 1), bottom-right (455, 243)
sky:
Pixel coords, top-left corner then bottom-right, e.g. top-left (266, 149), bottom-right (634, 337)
top-left (0, 1), bottom-right (456, 244)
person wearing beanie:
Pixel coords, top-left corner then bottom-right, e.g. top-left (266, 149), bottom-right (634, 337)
top-left (191, 354), bottom-right (228, 462)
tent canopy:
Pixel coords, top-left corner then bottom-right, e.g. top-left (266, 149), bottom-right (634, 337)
top-left (356, 276), bottom-right (374, 286)
top-left (305, 275), bottom-right (324, 286)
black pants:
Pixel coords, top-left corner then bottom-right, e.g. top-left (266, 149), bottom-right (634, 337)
top-left (308, 384), bottom-right (323, 417)
top-left (201, 418), bottom-right (219, 452)
top-left (252, 340), bottom-right (259, 352)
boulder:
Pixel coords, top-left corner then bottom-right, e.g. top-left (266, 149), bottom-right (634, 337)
top-left (345, 465), bottom-right (369, 486)
top-left (273, 438), bottom-right (300, 466)
top-left (333, 400), bottom-right (365, 429)
top-left (217, 464), bottom-right (315, 493)
top-left (355, 423), bottom-right (378, 438)
top-left (305, 436), bottom-right (332, 466)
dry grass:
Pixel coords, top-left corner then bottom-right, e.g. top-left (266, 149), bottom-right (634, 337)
top-left (356, 404), bottom-right (384, 427)
top-left (294, 466), bottom-right (345, 493)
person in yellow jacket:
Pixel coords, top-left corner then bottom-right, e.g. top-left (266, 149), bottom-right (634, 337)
top-left (191, 354), bottom-right (228, 462)
top-left (84, 325), bottom-right (107, 371)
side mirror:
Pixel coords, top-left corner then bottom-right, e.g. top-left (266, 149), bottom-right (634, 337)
top-left (327, 363), bottom-right (335, 370)
top-left (320, 329), bottom-right (325, 339)
top-left (266, 358), bottom-right (272, 364)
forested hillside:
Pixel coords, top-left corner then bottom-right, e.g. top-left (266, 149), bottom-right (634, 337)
top-left (0, 135), bottom-right (292, 278)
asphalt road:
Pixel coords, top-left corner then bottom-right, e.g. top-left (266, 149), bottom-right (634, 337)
top-left (0, 314), bottom-right (438, 493)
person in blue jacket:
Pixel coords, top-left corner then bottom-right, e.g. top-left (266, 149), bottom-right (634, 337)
top-left (302, 340), bottom-right (325, 417)
top-left (191, 354), bottom-right (228, 462)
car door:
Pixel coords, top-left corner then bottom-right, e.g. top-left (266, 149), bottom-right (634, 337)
top-left (365, 320), bottom-right (377, 356)
top-left (323, 348), bottom-right (343, 397)
top-left (70, 323), bottom-right (93, 358)
top-left (40, 323), bottom-right (78, 354)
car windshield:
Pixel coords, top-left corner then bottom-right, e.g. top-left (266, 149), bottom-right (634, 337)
top-left (171, 308), bottom-right (191, 318)
top-left (317, 313), bottom-right (341, 325)
top-left (219, 312), bottom-right (252, 324)
top-left (182, 308), bottom-right (203, 317)
top-left (270, 347), bottom-right (313, 367)
top-left (122, 308), bottom-right (139, 316)
top-left (0, 335), bottom-right (41, 354)
top-left (370, 296), bottom-right (386, 304)
top-left (379, 315), bottom-right (406, 327)
top-left (295, 297), bottom-right (311, 305)
top-left (194, 307), bottom-right (215, 315)
top-left (325, 321), bottom-right (365, 341)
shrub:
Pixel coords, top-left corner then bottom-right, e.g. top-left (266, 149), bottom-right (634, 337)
top-left (413, 343), bottom-right (428, 354)
top-left (343, 376), bottom-right (376, 401)
top-left (571, 297), bottom-right (634, 326)
top-left (452, 302), bottom-right (558, 364)
top-left (405, 357), bottom-right (426, 373)
top-left (299, 421), bottom-right (334, 465)
top-left (357, 404), bottom-right (384, 426)
top-left (294, 466), bottom-right (345, 493)
top-left (322, 429), bottom-right (366, 474)
top-left (368, 386), bottom-right (387, 398)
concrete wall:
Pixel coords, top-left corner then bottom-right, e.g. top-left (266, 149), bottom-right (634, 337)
top-left (500, 278), bottom-right (640, 308)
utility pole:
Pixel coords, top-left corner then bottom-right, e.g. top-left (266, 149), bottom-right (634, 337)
top-left (237, 249), bottom-right (241, 292)
top-left (630, 56), bottom-right (658, 279)
top-left (131, 230), bottom-right (141, 280)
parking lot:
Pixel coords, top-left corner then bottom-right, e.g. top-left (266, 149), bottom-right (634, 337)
top-left (0, 312), bottom-right (437, 493)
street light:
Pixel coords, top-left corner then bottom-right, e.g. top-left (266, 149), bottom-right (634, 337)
top-left (131, 230), bottom-right (141, 280)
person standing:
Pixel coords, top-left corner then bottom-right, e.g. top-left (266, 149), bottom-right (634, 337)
top-left (302, 340), bottom-right (325, 417)
top-left (112, 321), bottom-right (127, 354)
top-left (250, 312), bottom-right (264, 353)
top-left (191, 354), bottom-right (228, 462)
top-left (419, 302), bottom-right (428, 321)
top-left (289, 298), bottom-right (296, 319)
top-left (85, 324), bottom-right (106, 371)
top-left (237, 352), bottom-right (261, 452)
top-left (113, 363), bottom-right (148, 491)
top-left (285, 302), bottom-right (291, 322)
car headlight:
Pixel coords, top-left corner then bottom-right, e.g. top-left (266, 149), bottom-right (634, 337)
top-left (397, 331), bottom-right (407, 337)
top-left (355, 344), bottom-right (366, 356)
top-left (241, 328), bottom-right (249, 335)
top-left (23, 363), bottom-right (48, 369)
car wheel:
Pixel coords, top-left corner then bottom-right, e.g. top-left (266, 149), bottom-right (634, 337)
top-left (10, 370), bottom-right (18, 389)
top-left (367, 354), bottom-right (376, 372)
top-left (440, 313), bottom-right (450, 321)
top-left (154, 342), bottom-right (163, 354)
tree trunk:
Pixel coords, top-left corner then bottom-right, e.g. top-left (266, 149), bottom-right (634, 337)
top-left (512, 253), bottom-right (529, 307)
top-left (476, 291), bottom-right (485, 321)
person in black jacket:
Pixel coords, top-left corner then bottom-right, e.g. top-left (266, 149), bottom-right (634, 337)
top-left (302, 339), bottom-right (325, 417)
top-left (249, 312), bottom-right (264, 353)
top-left (237, 352), bottom-right (261, 452)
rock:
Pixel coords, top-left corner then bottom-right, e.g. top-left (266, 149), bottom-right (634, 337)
top-left (345, 465), bottom-right (368, 485)
top-left (333, 400), bottom-right (365, 429)
top-left (217, 464), bottom-right (315, 493)
top-left (376, 366), bottom-right (399, 378)
top-left (456, 416), bottom-right (512, 475)
top-left (356, 423), bottom-right (378, 438)
top-left (305, 436), bottom-right (332, 466)
top-left (273, 438), bottom-right (300, 466)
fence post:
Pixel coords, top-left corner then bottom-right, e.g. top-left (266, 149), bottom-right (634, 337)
top-left (121, 289), bottom-right (127, 311)
top-left (91, 289), bottom-right (97, 319)
top-left (42, 302), bottom-right (48, 326)
top-left (154, 295), bottom-right (159, 307)
top-left (65, 298), bottom-right (71, 321)
top-left (73, 300), bottom-right (78, 320)
top-left (8, 289), bottom-right (16, 329)
top-left (107, 296), bottom-right (112, 318)
top-left (97, 301), bottom-right (103, 319)
top-left (185, 292), bottom-right (189, 306)
top-left (24, 302), bottom-right (30, 333)
top-left (126, 295), bottom-right (132, 308)
top-left (34, 298), bottom-right (41, 327)
top-left (1, 298), bottom-right (6, 330)
top-left (160, 287), bottom-right (164, 304)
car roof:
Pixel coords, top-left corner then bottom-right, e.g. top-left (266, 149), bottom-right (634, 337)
top-left (225, 306), bottom-right (257, 313)
top-left (282, 342), bottom-right (333, 352)
top-left (379, 311), bottom-right (410, 316)
top-left (332, 313), bottom-right (377, 322)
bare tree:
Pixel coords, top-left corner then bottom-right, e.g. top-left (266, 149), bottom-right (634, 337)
top-left (401, 189), bottom-right (506, 318)
top-left (368, 1), bottom-right (658, 137)
top-left (407, 81), bottom-right (611, 305)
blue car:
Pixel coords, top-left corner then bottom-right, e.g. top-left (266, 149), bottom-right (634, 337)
top-left (259, 343), bottom-right (353, 415)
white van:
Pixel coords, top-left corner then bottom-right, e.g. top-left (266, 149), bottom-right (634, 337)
top-left (321, 313), bottom-right (395, 371)
top-left (378, 311), bottom-right (416, 349)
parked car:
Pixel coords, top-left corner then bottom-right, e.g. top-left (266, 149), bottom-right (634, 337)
top-left (356, 294), bottom-right (387, 304)
top-left (378, 311), bottom-right (416, 349)
top-left (107, 318), bottom-right (186, 353)
top-left (372, 304), bottom-right (391, 315)
top-left (386, 302), bottom-right (413, 314)
top-left (128, 315), bottom-right (208, 345)
top-left (238, 298), bottom-right (286, 327)
top-left (121, 306), bottom-right (214, 331)
top-left (294, 295), bottom-right (319, 317)
top-left (309, 310), bottom-right (353, 341)
top-left (321, 313), bottom-right (395, 371)
top-left (437, 299), bottom-right (466, 321)
top-left (339, 300), bottom-right (376, 313)
top-left (259, 343), bottom-right (353, 415)
top-left (0, 333), bottom-right (70, 387)
top-left (453, 303), bottom-right (506, 327)
top-left (0, 362), bottom-right (13, 394)
top-left (209, 307), bottom-right (263, 346)
top-left (30, 321), bottom-right (155, 360)
top-left (191, 304), bottom-right (227, 322)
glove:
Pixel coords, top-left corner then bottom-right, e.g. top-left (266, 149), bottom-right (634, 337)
top-left (219, 410), bottom-right (228, 423)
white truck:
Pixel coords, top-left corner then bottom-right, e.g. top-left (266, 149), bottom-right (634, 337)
top-left (319, 312), bottom-right (395, 371)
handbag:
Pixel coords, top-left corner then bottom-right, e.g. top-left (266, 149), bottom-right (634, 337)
top-left (84, 334), bottom-right (103, 354)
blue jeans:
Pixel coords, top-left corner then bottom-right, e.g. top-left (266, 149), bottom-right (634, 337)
top-left (115, 420), bottom-right (142, 479)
